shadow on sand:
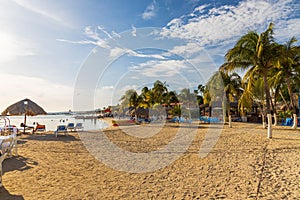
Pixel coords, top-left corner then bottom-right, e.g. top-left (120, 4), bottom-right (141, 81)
top-left (20, 132), bottom-right (80, 142)
top-left (0, 156), bottom-right (36, 200)
top-left (3, 156), bottom-right (38, 174)
top-left (0, 187), bottom-right (24, 200)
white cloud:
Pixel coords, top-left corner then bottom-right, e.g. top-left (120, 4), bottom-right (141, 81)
top-left (11, 0), bottom-right (67, 26)
top-left (97, 26), bottom-right (113, 39)
top-left (57, 26), bottom-right (110, 48)
top-left (112, 31), bottom-right (121, 38)
top-left (101, 85), bottom-right (114, 90)
top-left (129, 60), bottom-right (188, 77)
top-left (109, 47), bottom-right (126, 58)
top-left (161, 0), bottom-right (298, 46)
top-left (142, 0), bottom-right (157, 20)
top-left (275, 18), bottom-right (300, 42)
top-left (84, 26), bottom-right (110, 48)
top-left (109, 46), bottom-right (167, 59)
top-left (0, 31), bottom-right (35, 63)
top-left (169, 42), bottom-right (203, 58)
top-left (131, 25), bottom-right (137, 37)
top-left (0, 73), bottom-right (73, 112)
top-left (95, 83), bottom-right (156, 108)
top-left (127, 49), bottom-right (166, 59)
top-left (58, 25), bottom-right (169, 60)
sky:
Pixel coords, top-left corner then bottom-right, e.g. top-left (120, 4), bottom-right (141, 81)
top-left (0, 0), bottom-right (299, 112)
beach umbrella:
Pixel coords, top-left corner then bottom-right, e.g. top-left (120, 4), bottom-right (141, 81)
top-left (2, 98), bottom-right (47, 116)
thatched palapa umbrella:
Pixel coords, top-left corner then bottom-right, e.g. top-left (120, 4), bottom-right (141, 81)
top-left (2, 98), bottom-right (47, 116)
top-left (2, 98), bottom-right (46, 134)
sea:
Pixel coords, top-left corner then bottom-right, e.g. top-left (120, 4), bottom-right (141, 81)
top-left (0, 114), bottom-right (109, 131)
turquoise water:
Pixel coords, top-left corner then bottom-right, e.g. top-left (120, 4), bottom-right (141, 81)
top-left (0, 115), bottom-right (108, 131)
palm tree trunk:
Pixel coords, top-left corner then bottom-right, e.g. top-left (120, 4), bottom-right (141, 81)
top-left (279, 90), bottom-right (289, 108)
top-left (286, 79), bottom-right (297, 114)
top-left (273, 113), bottom-right (277, 126)
top-left (263, 71), bottom-right (271, 114)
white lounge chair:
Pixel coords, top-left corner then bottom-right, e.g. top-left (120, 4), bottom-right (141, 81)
top-left (75, 123), bottom-right (84, 131)
top-left (54, 125), bottom-right (68, 137)
top-left (67, 123), bottom-right (75, 132)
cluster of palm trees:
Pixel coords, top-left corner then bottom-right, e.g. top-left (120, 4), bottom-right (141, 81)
top-left (119, 80), bottom-right (197, 118)
top-left (118, 23), bottom-right (299, 122)
top-left (219, 23), bottom-right (300, 118)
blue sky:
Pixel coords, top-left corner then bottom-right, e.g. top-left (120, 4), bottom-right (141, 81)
top-left (0, 0), bottom-right (299, 112)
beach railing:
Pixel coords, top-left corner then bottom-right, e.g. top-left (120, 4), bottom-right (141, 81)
top-left (0, 133), bottom-right (18, 187)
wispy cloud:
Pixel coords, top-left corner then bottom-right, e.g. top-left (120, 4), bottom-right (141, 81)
top-left (11, 0), bottom-right (69, 26)
top-left (161, 0), bottom-right (299, 46)
top-left (109, 47), bottom-right (167, 59)
top-left (129, 60), bottom-right (188, 77)
top-left (58, 25), bottom-right (169, 60)
top-left (131, 25), bottom-right (137, 36)
top-left (57, 26), bottom-right (110, 48)
top-left (142, 0), bottom-right (157, 20)
top-left (112, 31), bottom-right (121, 38)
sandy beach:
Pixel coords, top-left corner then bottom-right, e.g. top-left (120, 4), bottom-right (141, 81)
top-left (0, 121), bottom-right (299, 199)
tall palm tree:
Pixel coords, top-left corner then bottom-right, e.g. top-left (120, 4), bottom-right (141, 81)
top-left (219, 71), bottom-right (242, 116)
top-left (220, 23), bottom-right (277, 115)
top-left (272, 37), bottom-right (300, 114)
top-left (129, 91), bottom-right (142, 119)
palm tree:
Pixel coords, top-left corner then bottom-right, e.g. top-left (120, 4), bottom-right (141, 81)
top-left (205, 71), bottom-right (226, 121)
top-left (206, 71), bottom-right (225, 102)
top-left (194, 84), bottom-right (205, 105)
top-left (220, 23), bottom-right (277, 115)
top-left (139, 86), bottom-right (153, 108)
top-left (178, 88), bottom-right (197, 107)
top-left (129, 91), bottom-right (142, 120)
top-left (219, 71), bottom-right (242, 117)
top-left (273, 37), bottom-right (300, 114)
top-left (152, 80), bottom-right (168, 104)
top-left (119, 89), bottom-right (137, 115)
top-left (165, 91), bottom-right (179, 105)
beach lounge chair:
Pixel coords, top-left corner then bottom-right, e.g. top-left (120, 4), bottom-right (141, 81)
top-left (282, 118), bottom-right (293, 126)
top-left (54, 125), bottom-right (68, 137)
top-left (34, 124), bottom-right (46, 133)
top-left (67, 123), bottom-right (75, 132)
top-left (75, 123), bottom-right (84, 131)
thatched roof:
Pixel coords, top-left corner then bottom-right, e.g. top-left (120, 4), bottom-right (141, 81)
top-left (2, 98), bottom-right (47, 116)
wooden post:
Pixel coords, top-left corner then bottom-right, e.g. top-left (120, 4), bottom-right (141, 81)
top-left (23, 101), bottom-right (28, 134)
